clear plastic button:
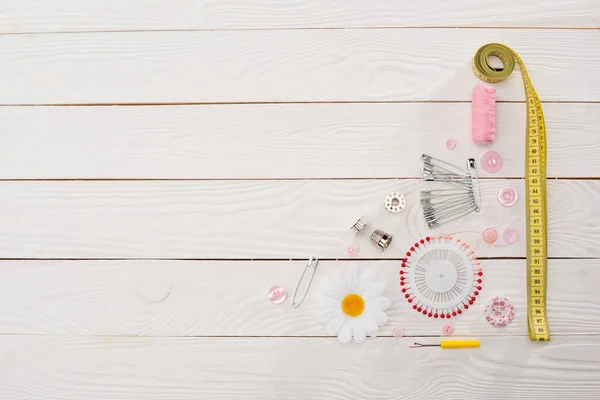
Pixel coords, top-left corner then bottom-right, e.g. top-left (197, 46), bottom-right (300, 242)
top-left (498, 187), bottom-right (518, 207)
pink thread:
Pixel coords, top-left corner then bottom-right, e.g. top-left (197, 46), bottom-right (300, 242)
top-left (472, 85), bottom-right (496, 143)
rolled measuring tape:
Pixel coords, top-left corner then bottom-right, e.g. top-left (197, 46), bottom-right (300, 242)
top-left (484, 296), bottom-right (515, 327)
top-left (473, 44), bottom-right (549, 341)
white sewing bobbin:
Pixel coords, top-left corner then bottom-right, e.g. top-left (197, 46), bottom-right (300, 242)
top-left (385, 192), bottom-right (406, 213)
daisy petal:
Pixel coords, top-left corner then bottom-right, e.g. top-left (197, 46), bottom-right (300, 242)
top-left (316, 294), bottom-right (341, 312)
top-left (320, 279), bottom-right (345, 300)
top-left (356, 272), bottom-right (375, 296)
top-left (372, 311), bottom-right (389, 326)
top-left (337, 323), bottom-right (352, 344)
top-left (326, 314), bottom-right (346, 336)
top-left (346, 266), bottom-right (360, 293)
top-left (316, 307), bottom-right (339, 325)
top-left (361, 317), bottom-right (378, 335)
top-left (364, 282), bottom-right (385, 297)
top-left (376, 296), bottom-right (392, 311)
top-left (352, 323), bottom-right (367, 344)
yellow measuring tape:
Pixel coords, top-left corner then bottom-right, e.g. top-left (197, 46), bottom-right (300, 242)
top-left (472, 43), bottom-right (549, 341)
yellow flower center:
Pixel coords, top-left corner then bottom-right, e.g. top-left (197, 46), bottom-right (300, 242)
top-left (341, 294), bottom-right (365, 317)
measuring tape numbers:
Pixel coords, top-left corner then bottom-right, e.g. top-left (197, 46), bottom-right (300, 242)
top-left (472, 43), bottom-right (550, 342)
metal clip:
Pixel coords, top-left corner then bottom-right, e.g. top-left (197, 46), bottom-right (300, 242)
top-left (292, 256), bottom-right (319, 309)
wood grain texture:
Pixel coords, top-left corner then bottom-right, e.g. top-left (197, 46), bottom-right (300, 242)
top-left (1, 103), bottom-right (599, 179)
top-left (0, 335), bottom-right (599, 400)
top-left (0, 179), bottom-right (597, 259)
top-left (0, 259), bottom-right (597, 337)
top-left (0, 0), bottom-right (597, 33)
top-left (0, 29), bottom-right (598, 104)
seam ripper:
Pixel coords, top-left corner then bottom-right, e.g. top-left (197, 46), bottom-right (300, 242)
top-left (410, 340), bottom-right (480, 349)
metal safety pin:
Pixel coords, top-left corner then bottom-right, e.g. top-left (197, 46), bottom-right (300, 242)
top-left (292, 256), bottom-right (319, 309)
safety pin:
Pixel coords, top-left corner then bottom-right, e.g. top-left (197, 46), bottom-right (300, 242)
top-left (292, 256), bottom-right (319, 309)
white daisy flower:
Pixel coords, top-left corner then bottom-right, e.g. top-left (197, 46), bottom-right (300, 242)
top-left (316, 267), bottom-right (391, 344)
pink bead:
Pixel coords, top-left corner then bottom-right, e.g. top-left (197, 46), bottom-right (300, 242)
top-left (503, 228), bottom-right (519, 244)
top-left (498, 187), bottom-right (518, 207)
top-left (268, 286), bottom-right (287, 304)
top-left (476, 261), bottom-right (481, 266)
top-left (481, 151), bottom-right (503, 174)
top-left (392, 327), bottom-right (404, 338)
top-left (446, 138), bottom-right (457, 150)
top-left (482, 228), bottom-right (498, 244)
top-left (442, 324), bottom-right (454, 336)
top-left (469, 250), bottom-right (475, 254)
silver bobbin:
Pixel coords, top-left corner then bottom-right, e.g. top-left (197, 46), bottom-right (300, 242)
top-left (384, 192), bottom-right (406, 213)
top-left (350, 217), bottom-right (367, 234)
top-left (370, 229), bottom-right (393, 251)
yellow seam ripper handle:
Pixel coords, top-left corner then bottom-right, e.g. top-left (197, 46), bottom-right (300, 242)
top-left (440, 340), bottom-right (480, 349)
top-left (473, 43), bottom-right (550, 342)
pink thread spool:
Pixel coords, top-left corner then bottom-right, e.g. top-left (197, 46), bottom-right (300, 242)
top-left (472, 85), bottom-right (496, 143)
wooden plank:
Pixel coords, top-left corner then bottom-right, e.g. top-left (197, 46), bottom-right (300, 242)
top-left (0, 259), bottom-right (596, 337)
top-left (0, 179), bottom-right (596, 259)
top-left (0, 335), bottom-right (599, 399)
top-left (0, 29), bottom-right (598, 104)
top-left (0, 0), bottom-right (597, 33)
top-left (1, 103), bottom-right (598, 179)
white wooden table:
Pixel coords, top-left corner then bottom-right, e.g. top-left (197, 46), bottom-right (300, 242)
top-left (0, 1), bottom-right (599, 398)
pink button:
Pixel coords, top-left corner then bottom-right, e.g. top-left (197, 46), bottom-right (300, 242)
top-left (484, 296), bottom-right (515, 327)
top-left (498, 187), bottom-right (518, 207)
top-left (502, 228), bottom-right (519, 244)
top-left (482, 228), bottom-right (498, 244)
top-left (480, 151), bottom-right (503, 173)
top-left (442, 324), bottom-right (454, 336)
top-left (346, 245), bottom-right (359, 257)
top-left (268, 286), bottom-right (287, 304)
top-left (392, 327), bottom-right (403, 338)
top-left (445, 139), bottom-right (457, 150)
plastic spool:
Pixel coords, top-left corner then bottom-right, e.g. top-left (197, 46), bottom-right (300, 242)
top-left (399, 235), bottom-right (482, 319)
top-left (484, 296), bottom-right (515, 327)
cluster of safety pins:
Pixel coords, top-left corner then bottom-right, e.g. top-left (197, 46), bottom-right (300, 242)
top-left (266, 83), bottom-right (519, 348)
